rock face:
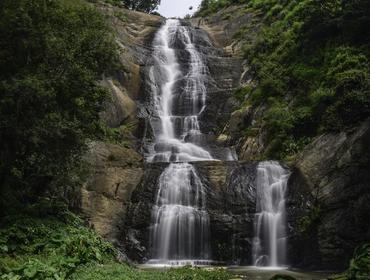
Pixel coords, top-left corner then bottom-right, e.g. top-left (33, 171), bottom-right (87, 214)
top-left (287, 120), bottom-right (370, 269)
top-left (124, 161), bottom-right (258, 264)
top-left (192, 7), bottom-right (270, 161)
top-left (96, 2), bottom-right (163, 131)
top-left (81, 141), bottom-right (144, 246)
top-left (139, 19), bottom-right (243, 158)
top-left (191, 5), bottom-right (260, 56)
top-left (80, 3), bottom-right (370, 271)
top-left (80, 3), bottom-right (162, 248)
top-left (195, 5), bottom-right (370, 270)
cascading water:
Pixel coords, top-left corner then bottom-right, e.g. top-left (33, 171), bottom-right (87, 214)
top-left (150, 163), bottom-right (210, 263)
top-left (147, 19), bottom-right (213, 265)
top-left (252, 161), bottom-right (290, 268)
top-left (147, 19), bottom-right (212, 163)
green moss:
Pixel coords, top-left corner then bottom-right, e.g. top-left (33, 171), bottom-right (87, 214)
top-left (233, 86), bottom-right (253, 103)
top-left (113, 11), bottom-right (128, 22)
top-left (243, 127), bottom-right (259, 137)
top-left (206, 0), bottom-right (370, 159)
top-left (297, 205), bottom-right (321, 235)
top-left (327, 273), bottom-right (347, 280)
top-left (102, 122), bottom-right (137, 147)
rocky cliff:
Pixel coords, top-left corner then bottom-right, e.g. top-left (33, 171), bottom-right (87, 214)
top-left (79, 2), bottom-right (369, 270)
top-left (80, 2), bottom-right (244, 255)
top-left (194, 4), bottom-right (370, 270)
top-left (80, 4), bottom-right (161, 247)
top-left (124, 161), bottom-right (258, 264)
top-left (191, 6), bottom-right (268, 161)
top-left (287, 120), bottom-right (370, 270)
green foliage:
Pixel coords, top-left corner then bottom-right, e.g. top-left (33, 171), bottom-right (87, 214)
top-left (102, 124), bottom-right (135, 148)
top-left (72, 264), bottom-right (231, 280)
top-left (113, 10), bottom-right (128, 22)
top-left (103, 0), bottom-right (161, 13)
top-left (233, 86), bottom-right (253, 103)
top-left (201, 0), bottom-right (370, 159)
top-left (0, 202), bottom-right (231, 280)
top-left (347, 244), bottom-right (370, 280)
top-left (122, 0), bottom-right (161, 13)
top-left (0, 203), bottom-right (116, 279)
top-left (329, 244), bottom-right (370, 280)
top-left (297, 205), bottom-right (321, 235)
top-left (196, 0), bottom-right (248, 17)
top-left (0, 0), bottom-right (118, 206)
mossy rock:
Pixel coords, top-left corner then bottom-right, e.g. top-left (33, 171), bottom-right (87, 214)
top-left (270, 274), bottom-right (297, 280)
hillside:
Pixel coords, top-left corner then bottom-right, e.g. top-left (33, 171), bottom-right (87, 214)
top-left (193, 0), bottom-right (370, 270)
top-left (0, 0), bottom-right (369, 279)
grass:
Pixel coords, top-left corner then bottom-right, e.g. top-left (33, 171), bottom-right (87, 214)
top-left (72, 264), bottom-right (231, 280)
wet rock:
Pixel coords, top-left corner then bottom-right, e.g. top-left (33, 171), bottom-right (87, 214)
top-left (139, 19), bottom-right (243, 155)
top-left (100, 79), bottom-right (137, 127)
top-left (124, 161), bottom-right (258, 265)
top-left (270, 275), bottom-right (297, 280)
top-left (95, 3), bottom-right (163, 129)
top-left (123, 163), bottom-right (167, 261)
top-left (287, 120), bottom-right (370, 270)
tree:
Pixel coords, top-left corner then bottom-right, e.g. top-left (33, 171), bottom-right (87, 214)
top-left (0, 0), bottom-right (117, 206)
top-left (122, 0), bottom-right (161, 13)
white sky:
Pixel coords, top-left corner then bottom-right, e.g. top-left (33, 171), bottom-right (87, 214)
top-left (157, 0), bottom-right (203, 18)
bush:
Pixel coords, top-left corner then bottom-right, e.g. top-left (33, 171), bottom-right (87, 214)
top-left (297, 205), bottom-right (321, 235)
top-left (208, 0), bottom-right (370, 158)
top-left (233, 86), bottom-right (253, 103)
top-left (0, 0), bottom-right (118, 208)
top-left (0, 201), bottom-right (231, 280)
top-left (347, 244), bottom-right (370, 280)
top-left (0, 209), bottom-right (116, 279)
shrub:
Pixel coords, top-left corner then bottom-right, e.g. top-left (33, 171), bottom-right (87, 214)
top-left (218, 0), bottom-right (370, 158)
top-left (347, 244), bottom-right (370, 280)
top-left (0, 0), bottom-right (118, 206)
top-left (0, 204), bottom-right (116, 279)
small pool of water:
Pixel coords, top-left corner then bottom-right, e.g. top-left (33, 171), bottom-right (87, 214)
top-left (228, 266), bottom-right (333, 280)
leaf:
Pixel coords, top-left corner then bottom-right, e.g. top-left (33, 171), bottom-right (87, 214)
top-left (23, 266), bottom-right (38, 278)
top-left (0, 245), bottom-right (8, 252)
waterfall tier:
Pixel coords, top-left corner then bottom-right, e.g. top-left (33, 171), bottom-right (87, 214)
top-left (147, 19), bottom-right (213, 163)
top-left (147, 19), bottom-right (213, 265)
top-left (149, 163), bottom-right (210, 264)
top-left (252, 161), bottom-right (290, 268)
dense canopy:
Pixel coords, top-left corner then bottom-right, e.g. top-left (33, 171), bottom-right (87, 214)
top-left (0, 0), bottom-right (117, 206)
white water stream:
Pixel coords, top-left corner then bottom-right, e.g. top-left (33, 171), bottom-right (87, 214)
top-left (147, 19), bottom-right (212, 265)
top-left (147, 19), bottom-right (212, 163)
top-left (252, 161), bottom-right (290, 268)
top-left (146, 19), bottom-right (290, 268)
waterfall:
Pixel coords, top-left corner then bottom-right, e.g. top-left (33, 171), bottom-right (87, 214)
top-left (150, 163), bottom-right (210, 263)
top-left (147, 19), bottom-right (213, 265)
top-left (147, 19), bottom-right (213, 163)
top-left (252, 161), bottom-right (290, 268)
